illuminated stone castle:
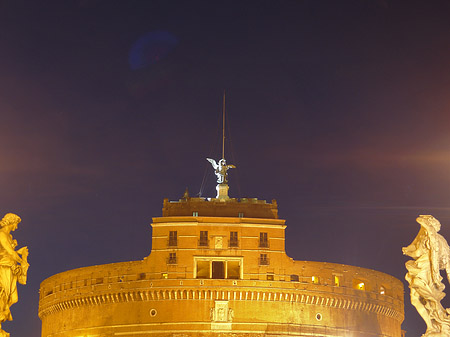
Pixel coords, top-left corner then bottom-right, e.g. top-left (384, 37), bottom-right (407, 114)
top-left (38, 158), bottom-right (404, 336)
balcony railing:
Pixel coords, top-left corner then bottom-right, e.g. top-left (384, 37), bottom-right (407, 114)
top-left (259, 241), bottom-right (269, 248)
top-left (167, 238), bottom-right (178, 247)
top-left (198, 239), bottom-right (209, 248)
top-left (259, 257), bottom-right (270, 265)
top-left (229, 239), bottom-right (239, 248)
top-left (166, 257), bottom-right (177, 265)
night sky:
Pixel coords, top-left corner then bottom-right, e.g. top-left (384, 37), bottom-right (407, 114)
top-left (1, 1), bottom-right (450, 335)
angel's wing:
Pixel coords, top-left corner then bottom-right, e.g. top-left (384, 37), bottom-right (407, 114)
top-left (206, 158), bottom-right (218, 169)
top-left (437, 235), bottom-right (450, 284)
top-left (429, 230), bottom-right (442, 285)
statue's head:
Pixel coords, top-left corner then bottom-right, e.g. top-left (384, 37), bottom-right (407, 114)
top-left (417, 215), bottom-right (441, 232)
top-left (0, 213), bottom-right (21, 231)
top-left (219, 159), bottom-right (226, 166)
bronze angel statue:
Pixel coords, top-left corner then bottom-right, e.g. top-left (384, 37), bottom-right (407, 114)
top-left (206, 158), bottom-right (235, 184)
top-left (403, 215), bottom-right (450, 336)
top-left (0, 213), bottom-right (28, 337)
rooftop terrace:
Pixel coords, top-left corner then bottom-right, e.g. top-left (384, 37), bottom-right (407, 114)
top-left (162, 196), bottom-right (279, 219)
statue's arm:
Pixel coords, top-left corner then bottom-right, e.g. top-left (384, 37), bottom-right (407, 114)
top-left (403, 231), bottom-right (423, 257)
top-left (17, 246), bottom-right (28, 256)
top-left (0, 232), bottom-right (22, 264)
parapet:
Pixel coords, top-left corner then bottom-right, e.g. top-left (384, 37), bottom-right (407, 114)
top-left (162, 197), bottom-right (279, 219)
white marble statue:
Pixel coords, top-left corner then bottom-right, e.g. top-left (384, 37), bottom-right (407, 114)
top-left (0, 213), bottom-right (28, 337)
top-left (206, 158), bottom-right (235, 184)
top-left (403, 215), bottom-right (450, 336)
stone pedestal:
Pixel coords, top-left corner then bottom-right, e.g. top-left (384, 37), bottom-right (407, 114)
top-left (216, 184), bottom-right (229, 200)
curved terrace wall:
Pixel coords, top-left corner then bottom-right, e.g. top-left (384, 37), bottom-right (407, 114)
top-left (39, 259), bottom-right (403, 337)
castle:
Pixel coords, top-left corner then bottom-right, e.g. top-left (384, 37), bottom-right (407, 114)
top-left (38, 158), bottom-right (404, 337)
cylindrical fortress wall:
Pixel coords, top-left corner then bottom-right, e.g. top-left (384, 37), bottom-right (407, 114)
top-left (39, 260), bottom-right (403, 337)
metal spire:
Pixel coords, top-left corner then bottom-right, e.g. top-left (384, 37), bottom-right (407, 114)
top-left (222, 90), bottom-right (225, 160)
top-left (205, 90), bottom-right (236, 199)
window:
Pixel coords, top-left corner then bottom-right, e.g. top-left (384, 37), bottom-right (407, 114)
top-left (167, 253), bottom-right (177, 264)
top-left (195, 258), bottom-right (242, 279)
top-left (229, 231), bottom-right (238, 247)
top-left (162, 273), bottom-right (168, 279)
top-left (259, 232), bottom-right (269, 248)
top-left (238, 212), bottom-right (244, 218)
top-left (196, 261), bottom-right (210, 279)
top-left (334, 275), bottom-right (340, 287)
top-left (212, 261), bottom-right (225, 279)
top-left (267, 274), bottom-right (274, 281)
top-left (168, 231), bottom-right (177, 246)
top-left (380, 286), bottom-right (386, 295)
top-left (193, 211), bottom-right (198, 217)
top-left (199, 231), bottom-right (209, 247)
top-left (259, 253), bottom-right (269, 265)
top-left (352, 278), bottom-right (367, 291)
top-left (312, 276), bottom-right (319, 284)
top-left (353, 279), bottom-right (366, 291)
top-left (227, 261), bottom-right (240, 279)
top-left (290, 274), bottom-right (299, 282)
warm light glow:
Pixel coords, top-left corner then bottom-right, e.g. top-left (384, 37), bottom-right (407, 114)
top-left (227, 261), bottom-right (240, 279)
top-left (380, 286), bottom-right (385, 295)
top-left (312, 276), bottom-right (319, 284)
top-left (334, 275), bottom-right (340, 287)
top-left (352, 278), bottom-right (367, 291)
top-left (195, 257), bottom-right (243, 279)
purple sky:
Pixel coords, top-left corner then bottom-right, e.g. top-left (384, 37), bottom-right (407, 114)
top-left (1, 0), bottom-right (450, 335)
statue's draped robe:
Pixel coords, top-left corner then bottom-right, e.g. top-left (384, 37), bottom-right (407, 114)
top-left (405, 227), bottom-right (450, 330)
top-left (0, 233), bottom-right (19, 322)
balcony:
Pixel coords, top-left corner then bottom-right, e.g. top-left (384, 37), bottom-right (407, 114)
top-left (229, 239), bottom-right (239, 248)
top-left (167, 238), bottom-right (178, 247)
top-left (259, 241), bottom-right (269, 249)
top-left (259, 257), bottom-right (270, 265)
top-left (166, 256), bottom-right (177, 265)
top-left (198, 239), bottom-right (209, 248)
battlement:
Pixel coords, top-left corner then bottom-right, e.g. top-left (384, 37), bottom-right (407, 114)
top-left (162, 197), bottom-right (279, 219)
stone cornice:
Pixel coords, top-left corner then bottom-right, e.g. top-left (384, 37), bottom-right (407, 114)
top-left (39, 286), bottom-right (404, 323)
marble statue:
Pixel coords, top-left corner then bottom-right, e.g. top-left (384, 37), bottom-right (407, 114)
top-left (206, 158), bottom-right (235, 184)
top-left (0, 213), bottom-right (28, 337)
top-left (403, 215), bottom-right (450, 336)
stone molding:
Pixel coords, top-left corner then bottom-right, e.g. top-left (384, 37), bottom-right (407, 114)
top-left (38, 287), bottom-right (403, 322)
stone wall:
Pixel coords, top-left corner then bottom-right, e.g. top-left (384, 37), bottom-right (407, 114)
top-left (39, 259), bottom-right (403, 337)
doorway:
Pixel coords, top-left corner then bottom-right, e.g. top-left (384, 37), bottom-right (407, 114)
top-left (212, 261), bottom-right (225, 279)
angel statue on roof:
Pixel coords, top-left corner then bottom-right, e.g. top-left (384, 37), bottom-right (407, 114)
top-left (207, 158), bottom-right (235, 184)
top-left (0, 213), bottom-right (29, 337)
top-left (403, 215), bottom-right (450, 336)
